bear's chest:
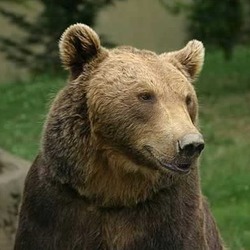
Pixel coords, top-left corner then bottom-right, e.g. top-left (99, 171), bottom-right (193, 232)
top-left (97, 201), bottom-right (204, 250)
top-left (101, 214), bottom-right (178, 250)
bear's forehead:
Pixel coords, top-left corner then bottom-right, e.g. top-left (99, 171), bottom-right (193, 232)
top-left (92, 50), bottom-right (190, 91)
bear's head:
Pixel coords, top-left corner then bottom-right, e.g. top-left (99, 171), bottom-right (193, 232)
top-left (42, 24), bottom-right (205, 206)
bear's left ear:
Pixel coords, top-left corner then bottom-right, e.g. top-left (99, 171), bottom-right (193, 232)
top-left (59, 23), bottom-right (104, 78)
top-left (160, 40), bottom-right (205, 82)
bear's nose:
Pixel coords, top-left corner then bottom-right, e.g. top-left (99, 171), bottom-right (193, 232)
top-left (178, 133), bottom-right (205, 157)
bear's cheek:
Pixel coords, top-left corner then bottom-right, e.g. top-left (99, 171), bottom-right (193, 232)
top-left (89, 101), bottom-right (155, 150)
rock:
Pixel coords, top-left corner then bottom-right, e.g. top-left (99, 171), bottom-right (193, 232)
top-left (0, 149), bottom-right (30, 250)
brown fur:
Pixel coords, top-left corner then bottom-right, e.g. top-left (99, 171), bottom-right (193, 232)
top-left (14, 24), bottom-right (225, 249)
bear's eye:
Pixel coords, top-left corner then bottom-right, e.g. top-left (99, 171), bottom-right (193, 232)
top-left (138, 92), bottom-right (155, 103)
top-left (185, 95), bottom-right (192, 106)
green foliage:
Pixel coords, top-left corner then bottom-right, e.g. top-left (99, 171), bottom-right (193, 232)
top-left (0, 47), bottom-right (250, 249)
top-left (0, 0), bottom-right (122, 73)
top-left (160, 0), bottom-right (246, 60)
top-left (159, 0), bottom-right (187, 14)
top-left (242, 0), bottom-right (250, 43)
top-left (188, 0), bottom-right (243, 60)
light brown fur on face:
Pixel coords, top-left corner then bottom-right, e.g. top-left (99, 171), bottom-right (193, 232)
top-left (78, 47), bottom-right (203, 206)
top-left (14, 24), bottom-right (225, 250)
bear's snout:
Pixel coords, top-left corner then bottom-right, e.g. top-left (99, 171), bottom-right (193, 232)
top-left (178, 133), bottom-right (205, 158)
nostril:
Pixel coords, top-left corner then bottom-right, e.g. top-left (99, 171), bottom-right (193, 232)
top-left (181, 142), bottom-right (204, 157)
top-left (182, 144), bottom-right (196, 157)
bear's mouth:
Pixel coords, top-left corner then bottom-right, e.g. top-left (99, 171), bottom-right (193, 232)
top-left (144, 146), bottom-right (192, 174)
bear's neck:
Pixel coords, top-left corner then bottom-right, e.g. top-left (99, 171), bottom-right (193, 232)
top-left (73, 148), bottom-right (202, 208)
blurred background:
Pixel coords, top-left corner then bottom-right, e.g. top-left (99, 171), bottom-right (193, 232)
top-left (0, 0), bottom-right (249, 249)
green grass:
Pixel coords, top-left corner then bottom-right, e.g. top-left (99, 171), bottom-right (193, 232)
top-left (0, 47), bottom-right (250, 249)
top-left (0, 75), bottom-right (65, 159)
top-left (198, 47), bottom-right (250, 249)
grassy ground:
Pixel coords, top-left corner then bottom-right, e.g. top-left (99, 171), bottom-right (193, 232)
top-left (0, 48), bottom-right (250, 249)
top-left (197, 48), bottom-right (250, 249)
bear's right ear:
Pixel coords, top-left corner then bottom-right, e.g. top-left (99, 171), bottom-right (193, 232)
top-left (59, 23), bottom-right (102, 78)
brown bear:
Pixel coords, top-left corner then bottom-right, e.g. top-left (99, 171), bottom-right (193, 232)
top-left (14, 24), bottom-right (224, 250)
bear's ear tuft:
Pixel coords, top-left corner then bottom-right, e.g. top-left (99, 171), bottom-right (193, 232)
top-left (59, 23), bottom-right (101, 76)
top-left (162, 40), bottom-right (205, 82)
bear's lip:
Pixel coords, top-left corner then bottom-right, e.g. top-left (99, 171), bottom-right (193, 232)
top-left (159, 161), bottom-right (191, 174)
